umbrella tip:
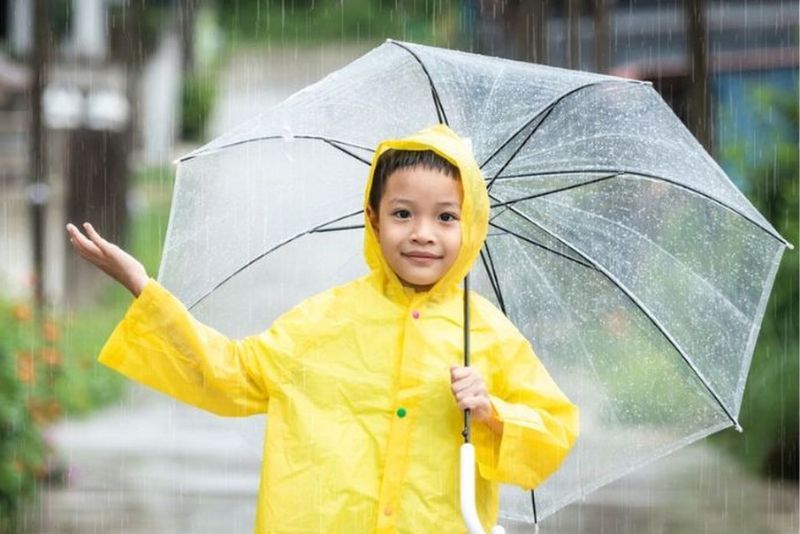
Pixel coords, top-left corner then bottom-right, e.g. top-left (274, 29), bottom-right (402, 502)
top-left (735, 423), bottom-right (744, 433)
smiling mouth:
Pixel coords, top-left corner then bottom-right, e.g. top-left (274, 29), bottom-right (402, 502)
top-left (403, 252), bottom-right (442, 261)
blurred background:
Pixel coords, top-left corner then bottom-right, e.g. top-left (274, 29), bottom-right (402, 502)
top-left (0, 1), bottom-right (796, 532)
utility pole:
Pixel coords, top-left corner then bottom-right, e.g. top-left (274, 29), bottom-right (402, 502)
top-left (530, 0), bottom-right (548, 64)
top-left (568, 0), bottom-right (581, 69)
top-left (508, 0), bottom-right (548, 64)
top-left (29, 0), bottom-right (49, 317)
top-left (593, 0), bottom-right (609, 73)
top-left (686, 0), bottom-right (711, 152)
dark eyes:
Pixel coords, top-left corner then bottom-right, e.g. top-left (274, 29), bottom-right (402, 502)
top-left (390, 209), bottom-right (459, 222)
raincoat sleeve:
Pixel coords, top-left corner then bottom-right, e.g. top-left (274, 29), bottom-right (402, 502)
top-left (98, 278), bottom-right (297, 417)
top-left (472, 339), bottom-right (579, 490)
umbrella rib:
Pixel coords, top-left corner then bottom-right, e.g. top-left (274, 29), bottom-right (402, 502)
top-left (186, 209), bottom-right (364, 310)
top-left (479, 79), bottom-right (644, 176)
top-left (178, 135), bottom-right (375, 164)
top-left (388, 40), bottom-right (449, 126)
top-left (482, 241), bottom-right (508, 314)
top-left (322, 139), bottom-right (373, 165)
top-left (489, 206), bottom-right (510, 223)
top-left (491, 168), bottom-right (791, 248)
top-left (478, 248), bottom-right (507, 315)
top-left (489, 222), bottom-right (595, 271)
top-left (484, 111), bottom-right (551, 193)
top-left (492, 196), bottom-right (742, 429)
top-left (490, 173), bottom-right (621, 208)
top-left (311, 224), bottom-right (364, 233)
top-left (537, 194), bottom-right (753, 325)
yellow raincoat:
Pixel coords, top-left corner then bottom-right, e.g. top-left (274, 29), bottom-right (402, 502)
top-left (99, 124), bottom-right (578, 533)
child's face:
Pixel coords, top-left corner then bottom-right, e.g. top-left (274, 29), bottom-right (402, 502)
top-left (367, 166), bottom-right (463, 292)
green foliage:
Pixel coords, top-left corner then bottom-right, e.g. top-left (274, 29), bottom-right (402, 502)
top-left (713, 85), bottom-right (799, 480)
top-left (0, 303), bottom-right (53, 531)
top-left (49, 0), bottom-right (73, 40)
top-left (0, 165), bottom-right (174, 524)
top-left (217, 0), bottom-right (460, 47)
top-left (129, 166), bottom-right (174, 276)
top-left (182, 73), bottom-right (217, 142)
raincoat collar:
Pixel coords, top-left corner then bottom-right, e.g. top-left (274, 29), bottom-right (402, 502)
top-left (363, 124), bottom-right (489, 305)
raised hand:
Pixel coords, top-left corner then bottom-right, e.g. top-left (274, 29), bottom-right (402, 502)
top-left (66, 222), bottom-right (149, 297)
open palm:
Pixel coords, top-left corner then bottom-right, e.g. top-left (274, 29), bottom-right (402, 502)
top-left (66, 222), bottom-right (149, 297)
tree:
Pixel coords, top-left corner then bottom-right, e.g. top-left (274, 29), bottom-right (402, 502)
top-left (713, 86), bottom-right (799, 481)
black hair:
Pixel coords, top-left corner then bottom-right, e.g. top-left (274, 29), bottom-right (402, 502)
top-left (368, 149), bottom-right (460, 213)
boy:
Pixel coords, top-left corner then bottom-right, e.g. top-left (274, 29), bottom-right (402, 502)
top-left (66, 124), bottom-right (578, 533)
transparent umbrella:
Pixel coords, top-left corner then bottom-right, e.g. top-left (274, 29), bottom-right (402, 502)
top-left (158, 40), bottom-right (792, 525)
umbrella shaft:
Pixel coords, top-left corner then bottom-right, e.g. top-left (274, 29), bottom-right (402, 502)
top-left (463, 275), bottom-right (471, 443)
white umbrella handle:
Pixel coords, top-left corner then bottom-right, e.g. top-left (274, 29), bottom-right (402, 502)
top-left (460, 443), bottom-right (506, 534)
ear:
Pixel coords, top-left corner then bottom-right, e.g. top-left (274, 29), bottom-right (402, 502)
top-left (366, 205), bottom-right (379, 237)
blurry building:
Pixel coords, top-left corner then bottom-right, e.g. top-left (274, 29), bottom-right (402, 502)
top-left (468, 0), bottom-right (798, 171)
top-left (0, 0), bottom-right (184, 306)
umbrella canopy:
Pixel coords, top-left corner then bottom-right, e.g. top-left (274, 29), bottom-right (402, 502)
top-left (159, 40), bottom-right (791, 523)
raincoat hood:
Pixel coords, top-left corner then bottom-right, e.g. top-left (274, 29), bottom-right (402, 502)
top-left (363, 124), bottom-right (489, 301)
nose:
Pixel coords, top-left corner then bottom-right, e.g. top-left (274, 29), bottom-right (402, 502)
top-left (410, 217), bottom-right (435, 244)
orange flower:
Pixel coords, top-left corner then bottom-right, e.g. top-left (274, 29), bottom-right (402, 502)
top-left (40, 347), bottom-right (62, 366)
top-left (46, 400), bottom-right (62, 421)
top-left (42, 320), bottom-right (60, 342)
top-left (12, 303), bottom-right (32, 322)
top-left (16, 353), bottom-right (35, 384)
top-left (28, 400), bottom-right (48, 425)
top-left (33, 462), bottom-right (47, 478)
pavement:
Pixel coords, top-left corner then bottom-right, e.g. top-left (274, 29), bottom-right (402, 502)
top-left (23, 382), bottom-right (800, 533)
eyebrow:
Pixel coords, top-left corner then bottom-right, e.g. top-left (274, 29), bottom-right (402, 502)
top-left (388, 198), bottom-right (461, 209)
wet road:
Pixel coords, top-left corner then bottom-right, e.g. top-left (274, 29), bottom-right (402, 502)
top-left (23, 382), bottom-right (799, 533)
top-left (23, 387), bottom-right (260, 533)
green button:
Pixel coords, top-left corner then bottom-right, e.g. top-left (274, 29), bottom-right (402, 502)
top-left (396, 407), bottom-right (407, 418)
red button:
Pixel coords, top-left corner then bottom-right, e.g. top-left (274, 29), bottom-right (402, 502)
top-left (412, 310), bottom-right (420, 319)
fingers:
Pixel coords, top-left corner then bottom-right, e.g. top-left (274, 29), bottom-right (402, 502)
top-left (448, 366), bottom-right (497, 424)
top-left (456, 396), bottom-right (487, 414)
top-left (82, 222), bottom-right (108, 247)
top-left (453, 382), bottom-right (487, 401)
top-left (455, 391), bottom-right (491, 419)
top-left (452, 376), bottom-right (481, 395)
top-left (450, 365), bottom-right (471, 380)
top-left (80, 222), bottom-right (110, 254)
top-left (450, 366), bottom-right (488, 411)
top-left (66, 222), bottom-right (104, 258)
top-left (450, 366), bottom-right (485, 392)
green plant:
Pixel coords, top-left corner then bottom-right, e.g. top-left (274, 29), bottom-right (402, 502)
top-left (712, 84), bottom-right (799, 480)
top-left (0, 164), bottom-right (175, 525)
top-left (217, 0), bottom-right (459, 47)
top-left (0, 303), bottom-right (50, 531)
top-left (182, 73), bottom-right (217, 142)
